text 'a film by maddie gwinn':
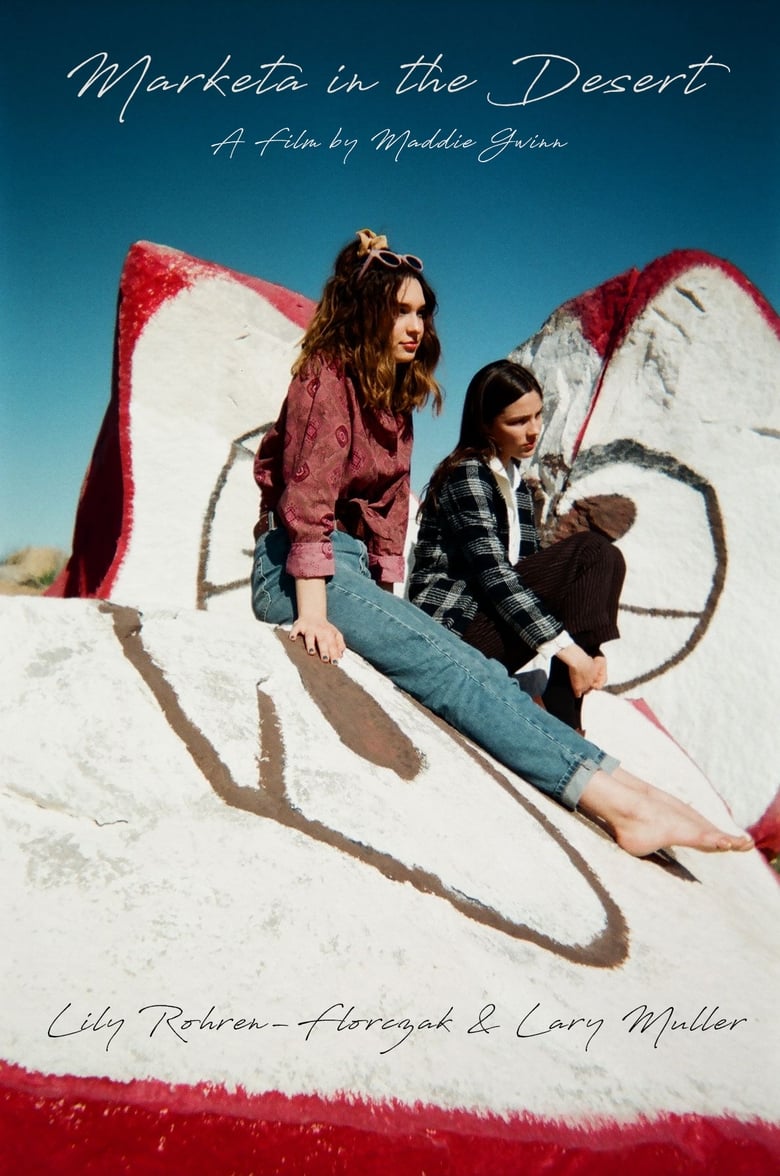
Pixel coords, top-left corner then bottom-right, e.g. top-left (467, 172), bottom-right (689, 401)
top-left (208, 124), bottom-right (568, 164)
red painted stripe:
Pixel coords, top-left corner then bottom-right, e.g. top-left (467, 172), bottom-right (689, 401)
top-left (563, 250), bottom-right (780, 458)
top-left (747, 787), bottom-right (780, 859)
top-left (47, 242), bottom-right (314, 601)
top-left (568, 249), bottom-right (780, 361)
top-left (119, 242), bottom-right (314, 354)
top-left (2, 1061), bottom-right (778, 1175)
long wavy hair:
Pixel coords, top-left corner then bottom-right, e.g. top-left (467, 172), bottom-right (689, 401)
top-left (421, 359), bottom-right (543, 511)
top-left (292, 233), bottom-right (442, 415)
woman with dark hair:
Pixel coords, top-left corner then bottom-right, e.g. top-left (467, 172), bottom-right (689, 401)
top-left (251, 231), bottom-right (751, 857)
top-left (410, 359), bottom-right (625, 732)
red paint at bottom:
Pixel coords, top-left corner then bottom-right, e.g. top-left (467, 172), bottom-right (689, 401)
top-left (1, 1062), bottom-right (778, 1176)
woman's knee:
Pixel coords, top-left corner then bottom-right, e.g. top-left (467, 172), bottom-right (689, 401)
top-left (566, 529), bottom-right (624, 573)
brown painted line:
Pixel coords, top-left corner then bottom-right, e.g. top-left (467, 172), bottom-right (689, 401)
top-left (258, 673), bottom-right (630, 969)
top-left (105, 602), bottom-right (629, 968)
top-left (396, 694), bottom-right (631, 967)
top-left (199, 577), bottom-right (251, 601)
top-left (197, 453), bottom-right (234, 610)
top-left (196, 425), bottom-right (274, 610)
top-left (275, 630), bottom-right (422, 781)
top-left (233, 424), bottom-right (272, 447)
top-left (269, 665), bottom-right (637, 963)
top-left (569, 441), bottom-right (728, 694)
top-left (104, 602), bottom-right (257, 807)
top-left (619, 604), bottom-right (702, 619)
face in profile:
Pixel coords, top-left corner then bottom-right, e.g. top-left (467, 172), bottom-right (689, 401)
top-left (390, 277), bottom-right (426, 365)
top-left (487, 391), bottom-right (544, 463)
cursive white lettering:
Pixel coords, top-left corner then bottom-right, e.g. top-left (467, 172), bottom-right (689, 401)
top-left (486, 52), bottom-right (730, 107)
top-left (66, 51), bottom-right (307, 123)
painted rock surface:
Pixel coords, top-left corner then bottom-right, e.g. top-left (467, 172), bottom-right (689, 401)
top-left (512, 251), bottom-right (780, 850)
top-left (2, 242), bottom-right (778, 1173)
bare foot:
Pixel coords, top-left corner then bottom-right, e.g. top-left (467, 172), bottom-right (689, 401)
top-left (611, 768), bottom-right (754, 838)
top-left (612, 767), bottom-right (711, 819)
top-left (579, 769), bottom-right (754, 858)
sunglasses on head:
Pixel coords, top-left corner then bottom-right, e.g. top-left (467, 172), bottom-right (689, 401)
top-left (357, 248), bottom-right (424, 282)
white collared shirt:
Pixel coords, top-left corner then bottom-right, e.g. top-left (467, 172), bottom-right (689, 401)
top-left (487, 455), bottom-right (573, 658)
top-left (487, 455), bottom-right (523, 564)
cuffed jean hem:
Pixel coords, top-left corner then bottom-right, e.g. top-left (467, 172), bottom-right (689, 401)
top-left (561, 752), bottom-right (620, 810)
top-left (252, 528), bottom-right (620, 808)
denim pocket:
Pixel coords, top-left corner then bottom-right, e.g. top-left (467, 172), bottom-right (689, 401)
top-left (250, 546), bottom-right (272, 621)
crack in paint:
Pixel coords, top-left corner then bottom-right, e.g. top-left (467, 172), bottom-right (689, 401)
top-left (674, 286), bottom-right (706, 313)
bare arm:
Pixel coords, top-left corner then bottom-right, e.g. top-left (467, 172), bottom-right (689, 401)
top-left (290, 577), bottom-right (346, 664)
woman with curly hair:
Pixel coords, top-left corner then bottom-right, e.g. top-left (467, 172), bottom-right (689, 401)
top-left (251, 228), bottom-right (752, 858)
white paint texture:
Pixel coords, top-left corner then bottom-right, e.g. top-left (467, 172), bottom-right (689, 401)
top-left (118, 276), bottom-right (302, 609)
top-left (3, 244), bottom-right (779, 1140)
top-left (512, 259), bottom-right (780, 835)
top-left (2, 594), bottom-right (778, 1123)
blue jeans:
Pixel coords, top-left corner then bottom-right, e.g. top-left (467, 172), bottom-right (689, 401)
top-left (251, 529), bottom-right (617, 808)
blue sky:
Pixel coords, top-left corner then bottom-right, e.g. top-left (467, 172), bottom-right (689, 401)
top-left (1, 0), bottom-right (777, 554)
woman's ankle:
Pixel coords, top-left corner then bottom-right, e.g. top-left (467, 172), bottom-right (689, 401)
top-left (578, 770), bottom-right (753, 857)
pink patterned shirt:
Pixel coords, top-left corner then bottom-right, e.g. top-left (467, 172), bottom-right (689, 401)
top-left (254, 360), bottom-right (413, 583)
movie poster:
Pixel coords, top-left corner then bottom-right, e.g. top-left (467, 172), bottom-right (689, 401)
top-left (2, 1), bottom-right (778, 1171)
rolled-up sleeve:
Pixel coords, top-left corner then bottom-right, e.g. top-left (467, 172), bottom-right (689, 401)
top-left (371, 486), bottom-right (410, 584)
top-left (362, 425), bottom-right (412, 584)
top-left (440, 464), bottom-right (565, 649)
top-left (276, 366), bottom-right (352, 578)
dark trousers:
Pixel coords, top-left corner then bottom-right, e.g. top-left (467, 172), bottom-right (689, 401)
top-left (461, 531), bottom-right (626, 729)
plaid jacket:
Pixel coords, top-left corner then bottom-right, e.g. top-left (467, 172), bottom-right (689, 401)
top-left (409, 458), bottom-right (565, 649)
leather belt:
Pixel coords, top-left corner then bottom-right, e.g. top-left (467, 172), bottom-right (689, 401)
top-left (253, 507), bottom-right (276, 540)
top-left (254, 509), bottom-right (352, 541)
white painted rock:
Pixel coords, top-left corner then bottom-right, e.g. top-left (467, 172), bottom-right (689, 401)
top-left (2, 243), bottom-right (777, 1173)
top-left (54, 241), bottom-right (314, 611)
top-left (512, 251), bottom-right (780, 852)
top-left (2, 594), bottom-right (779, 1173)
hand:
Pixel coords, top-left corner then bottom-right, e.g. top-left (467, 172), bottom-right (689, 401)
top-left (292, 577), bottom-right (346, 664)
top-left (556, 645), bottom-right (601, 698)
top-left (290, 615), bottom-right (346, 664)
top-left (592, 654), bottom-right (608, 689)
